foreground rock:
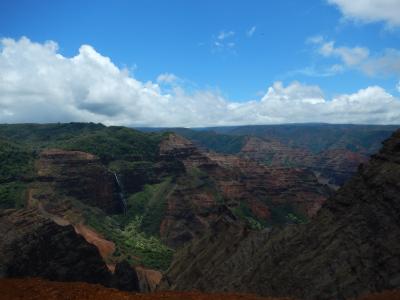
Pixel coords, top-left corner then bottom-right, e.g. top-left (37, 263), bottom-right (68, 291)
top-left (0, 209), bottom-right (141, 292)
top-left (0, 208), bottom-right (112, 284)
top-left (160, 130), bottom-right (400, 300)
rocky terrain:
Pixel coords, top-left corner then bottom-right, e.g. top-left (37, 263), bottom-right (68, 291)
top-left (157, 134), bottom-right (329, 248)
top-left (159, 129), bottom-right (400, 300)
top-left (239, 136), bottom-right (368, 187)
top-left (34, 149), bottom-right (123, 214)
top-left (0, 208), bottom-right (112, 284)
top-left (1, 123), bottom-right (398, 298)
top-left (166, 125), bottom-right (396, 188)
top-left (0, 208), bottom-right (143, 291)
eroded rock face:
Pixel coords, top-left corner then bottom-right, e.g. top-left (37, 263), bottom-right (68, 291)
top-left (36, 149), bottom-right (122, 214)
top-left (240, 136), bottom-right (369, 187)
top-left (0, 208), bottom-right (112, 284)
top-left (0, 209), bottom-right (145, 292)
top-left (157, 134), bottom-right (330, 248)
top-left (160, 130), bottom-right (400, 300)
top-left (136, 266), bottom-right (163, 293)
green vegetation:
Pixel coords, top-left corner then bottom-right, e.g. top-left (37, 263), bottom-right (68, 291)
top-left (122, 216), bottom-right (174, 270)
top-left (0, 140), bottom-right (35, 182)
top-left (56, 126), bottom-right (164, 163)
top-left (0, 123), bottom-right (166, 209)
top-left (83, 203), bottom-right (174, 270)
top-left (286, 213), bottom-right (307, 224)
top-left (264, 200), bottom-right (308, 226)
top-left (0, 123), bottom-right (175, 270)
top-left (0, 140), bottom-right (35, 209)
top-left (0, 182), bottom-right (27, 209)
top-left (0, 123), bottom-right (165, 163)
top-left (231, 201), bottom-right (265, 230)
top-left (213, 124), bottom-right (397, 154)
top-left (125, 178), bottom-right (174, 235)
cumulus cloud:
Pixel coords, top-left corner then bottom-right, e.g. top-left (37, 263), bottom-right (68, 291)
top-left (0, 37), bottom-right (400, 126)
top-left (327, 0), bottom-right (400, 27)
top-left (310, 37), bottom-right (400, 77)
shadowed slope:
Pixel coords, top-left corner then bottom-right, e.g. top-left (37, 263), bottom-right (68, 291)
top-left (160, 129), bottom-right (400, 300)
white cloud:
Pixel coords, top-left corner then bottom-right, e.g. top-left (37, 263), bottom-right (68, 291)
top-left (317, 40), bottom-right (370, 66)
top-left (287, 64), bottom-right (345, 78)
top-left (310, 37), bottom-right (400, 77)
top-left (397, 80), bottom-right (400, 93)
top-left (0, 37), bottom-right (400, 126)
top-left (213, 30), bottom-right (236, 53)
top-left (217, 30), bottom-right (235, 40)
top-left (327, 0), bottom-right (400, 27)
top-left (246, 26), bottom-right (256, 37)
top-left (361, 49), bottom-right (400, 76)
top-left (157, 73), bottom-right (179, 84)
top-left (307, 35), bottom-right (324, 44)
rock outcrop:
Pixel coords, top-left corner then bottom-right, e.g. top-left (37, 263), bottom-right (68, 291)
top-left (136, 266), bottom-right (163, 292)
top-left (160, 129), bottom-right (400, 300)
top-left (240, 136), bottom-right (369, 187)
top-left (0, 208), bottom-right (144, 292)
top-left (35, 149), bottom-right (122, 214)
top-left (157, 134), bottom-right (330, 248)
top-left (111, 261), bottom-right (140, 292)
top-left (0, 208), bottom-right (112, 284)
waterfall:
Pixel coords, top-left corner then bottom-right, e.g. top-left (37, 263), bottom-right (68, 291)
top-left (113, 172), bottom-right (127, 215)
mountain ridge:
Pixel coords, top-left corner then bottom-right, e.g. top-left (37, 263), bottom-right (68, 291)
top-left (159, 129), bottom-right (400, 300)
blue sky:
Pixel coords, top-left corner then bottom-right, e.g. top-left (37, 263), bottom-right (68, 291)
top-left (0, 0), bottom-right (399, 126)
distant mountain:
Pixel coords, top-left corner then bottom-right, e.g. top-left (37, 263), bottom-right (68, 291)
top-left (141, 124), bottom-right (397, 187)
top-left (159, 129), bottom-right (400, 300)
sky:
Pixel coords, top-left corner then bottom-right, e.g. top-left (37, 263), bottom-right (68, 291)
top-left (0, 0), bottom-right (400, 127)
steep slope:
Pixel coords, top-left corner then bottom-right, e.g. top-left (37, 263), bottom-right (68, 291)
top-left (161, 125), bottom-right (396, 188)
top-left (156, 134), bottom-right (329, 248)
top-left (213, 124), bottom-right (397, 154)
top-left (0, 139), bottom-right (35, 210)
top-left (160, 129), bottom-right (400, 300)
top-left (0, 208), bottom-right (112, 284)
top-left (240, 136), bottom-right (368, 186)
top-left (34, 149), bottom-right (122, 214)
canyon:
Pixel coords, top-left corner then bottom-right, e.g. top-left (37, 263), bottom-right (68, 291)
top-left (0, 123), bottom-right (399, 299)
top-left (159, 129), bottom-right (400, 300)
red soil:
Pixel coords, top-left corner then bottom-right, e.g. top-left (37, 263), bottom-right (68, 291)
top-left (73, 223), bottom-right (115, 261)
top-left (1, 278), bottom-right (399, 300)
top-left (0, 278), bottom-right (292, 300)
top-left (356, 290), bottom-right (400, 300)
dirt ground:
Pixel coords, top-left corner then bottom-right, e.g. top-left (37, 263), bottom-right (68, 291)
top-left (0, 278), bottom-right (292, 300)
top-left (0, 278), bottom-right (399, 300)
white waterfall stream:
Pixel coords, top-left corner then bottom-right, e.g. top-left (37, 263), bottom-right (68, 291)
top-left (113, 172), bottom-right (127, 215)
